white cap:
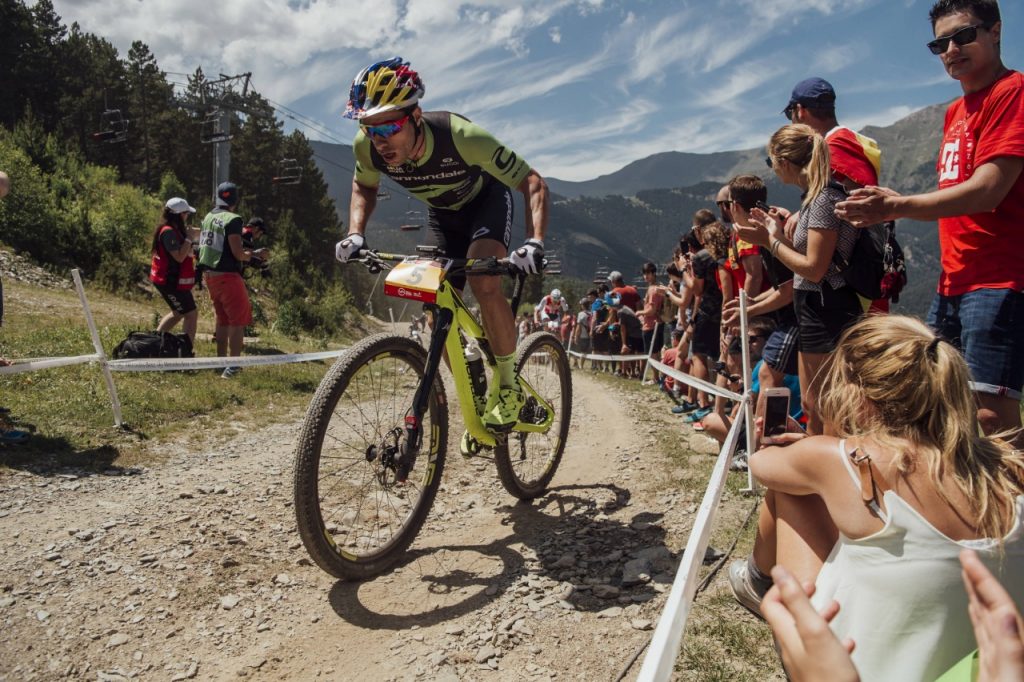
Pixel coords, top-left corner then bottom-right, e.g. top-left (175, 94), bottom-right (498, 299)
top-left (165, 197), bottom-right (196, 214)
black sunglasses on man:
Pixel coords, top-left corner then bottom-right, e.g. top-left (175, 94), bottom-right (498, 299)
top-left (927, 23), bottom-right (991, 55)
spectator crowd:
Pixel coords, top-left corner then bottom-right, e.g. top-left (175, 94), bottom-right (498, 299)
top-left (1, 1), bottom-right (1022, 679)
top-left (562, 1), bottom-right (1023, 679)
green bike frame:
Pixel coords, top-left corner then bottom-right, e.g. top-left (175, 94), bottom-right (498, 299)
top-left (384, 254), bottom-right (555, 454)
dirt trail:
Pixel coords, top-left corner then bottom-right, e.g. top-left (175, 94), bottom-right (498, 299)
top-left (0, 365), bottom-right (718, 681)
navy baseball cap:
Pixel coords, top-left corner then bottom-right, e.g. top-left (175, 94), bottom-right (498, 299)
top-left (784, 77), bottom-right (836, 116)
top-left (216, 181), bottom-right (238, 207)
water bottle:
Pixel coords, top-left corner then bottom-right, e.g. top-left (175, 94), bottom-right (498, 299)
top-left (465, 341), bottom-right (488, 411)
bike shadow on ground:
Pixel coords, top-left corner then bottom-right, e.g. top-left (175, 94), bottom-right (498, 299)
top-left (328, 481), bottom-right (680, 631)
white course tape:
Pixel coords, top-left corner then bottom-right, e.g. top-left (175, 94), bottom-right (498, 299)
top-left (647, 358), bottom-right (742, 402)
top-left (108, 349), bottom-right (347, 372)
top-left (567, 350), bottom-right (648, 362)
top-left (0, 354), bottom-right (101, 375)
top-left (638, 394), bottom-right (751, 681)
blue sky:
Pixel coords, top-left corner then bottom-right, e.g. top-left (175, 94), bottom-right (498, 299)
top-left (52, 0), bottom-right (1023, 181)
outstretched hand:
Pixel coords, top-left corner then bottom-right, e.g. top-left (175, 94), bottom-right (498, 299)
top-left (834, 186), bottom-right (902, 227)
top-left (761, 565), bottom-right (859, 682)
top-left (961, 549), bottom-right (1024, 682)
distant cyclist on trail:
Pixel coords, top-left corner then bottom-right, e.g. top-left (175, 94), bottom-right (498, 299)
top-left (334, 57), bottom-right (551, 432)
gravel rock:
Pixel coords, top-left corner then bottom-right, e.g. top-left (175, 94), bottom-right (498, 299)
top-left (107, 633), bottom-right (130, 648)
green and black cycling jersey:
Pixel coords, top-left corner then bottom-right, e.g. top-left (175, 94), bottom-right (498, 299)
top-left (353, 111), bottom-right (532, 211)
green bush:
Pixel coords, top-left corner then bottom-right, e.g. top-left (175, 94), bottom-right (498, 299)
top-left (0, 130), bottom-right (66, 263)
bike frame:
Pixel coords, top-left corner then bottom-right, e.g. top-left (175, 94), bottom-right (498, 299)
top-left (381, 253), bottom-right (556, 451)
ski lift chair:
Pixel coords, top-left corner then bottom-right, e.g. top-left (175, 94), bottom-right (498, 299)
top-left (200, 111), bottom-right (232, 144)
top-left (271, 158), bottom-right (302, 185)
top-left (91, 109), bottom-right (129, 143)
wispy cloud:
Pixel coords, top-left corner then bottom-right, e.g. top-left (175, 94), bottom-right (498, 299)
top-left (843, 104), bottom-right (917, 132)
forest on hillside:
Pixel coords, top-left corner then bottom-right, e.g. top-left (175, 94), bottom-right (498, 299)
top-left (0, 0), bottom-right (384, 337)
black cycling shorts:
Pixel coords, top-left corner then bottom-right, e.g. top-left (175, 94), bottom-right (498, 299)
top-left (427, 181), bottom-right (513, 290)
top-left (154, 282), bottom-right (197, 315)
top-left (691, 314), bottom-right (721, 359)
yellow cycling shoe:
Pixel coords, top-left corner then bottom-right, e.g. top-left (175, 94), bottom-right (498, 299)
top-left (459, 430), bottom-right (483, 458)
top-left (481, 382), bottom-right (524, 431)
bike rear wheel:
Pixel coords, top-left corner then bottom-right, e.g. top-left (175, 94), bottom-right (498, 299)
top-left (293, 334), bottom-right (448, 580)
top-left (495, 332), bottom-right (572, 500)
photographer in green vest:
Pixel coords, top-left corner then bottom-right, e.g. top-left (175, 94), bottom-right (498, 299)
top-left (197, 182), bottom-right (268, 378)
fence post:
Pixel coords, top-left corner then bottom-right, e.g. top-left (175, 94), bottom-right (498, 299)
top-left (642, 321), bottom-right (660, 383)
top-left (72, 269), bottom-right (123, 428)
top-left (738, 291), bottom-right (757, 493)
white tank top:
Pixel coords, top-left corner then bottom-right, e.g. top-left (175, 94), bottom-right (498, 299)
top-left (811, 440), bottom-right (1024, 682)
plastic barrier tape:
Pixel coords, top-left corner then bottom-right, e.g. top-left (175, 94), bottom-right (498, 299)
top-left (567, 351), bottom-right (649, 363)
top-left (637, 395), bottom-right (750, 681)
top-left (0, 354), bottom-right (101, 375)
top-left (646, 358), bottom-right (742, 402)
top-left (107, 349), bottom-right (347, 372)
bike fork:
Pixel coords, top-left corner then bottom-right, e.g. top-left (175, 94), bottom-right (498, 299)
top-left (397, 306), bottom-right (450, 481)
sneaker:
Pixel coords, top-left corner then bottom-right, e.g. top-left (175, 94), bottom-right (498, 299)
top-left (683, 407), bottom-right (712, 423)
top-left (671, 400), bottom-right (700, 415)
top-left (459, 430), bottom-right (482, 458)
top-left (482, 383), bottom-right (524, 431)
top-left (221, 366), bottom-right (241, 379)
top-left (692, 421), bottom-right (706, 432)
top-left (728, 559), bottom-right (770, 619)
top-left (0, 429), bottom-right (30, 445)
top-left (730, 451), bottom-right (749, 471)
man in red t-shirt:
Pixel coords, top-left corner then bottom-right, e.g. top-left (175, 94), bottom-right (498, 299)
top-left (608, 271), bottom-right (641, 311)
top-left (837, 0), bottom-right (1024, 438)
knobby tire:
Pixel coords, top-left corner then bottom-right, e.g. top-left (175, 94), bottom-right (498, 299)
top-left (494, 331), bottom-right (572, 500)
top-left (292, 334), bottom-right (448, 580)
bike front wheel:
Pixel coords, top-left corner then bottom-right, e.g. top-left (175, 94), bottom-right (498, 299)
top-left (292, 334), bottom-right (448, 580)
top-left (495, 331), bottom-right (572, 500)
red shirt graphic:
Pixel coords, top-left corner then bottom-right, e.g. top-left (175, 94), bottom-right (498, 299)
top-left (936, 70), bottom-right (1024, 296)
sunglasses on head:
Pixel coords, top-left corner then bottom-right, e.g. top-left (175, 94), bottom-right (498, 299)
top-left (927, 23), bottom-right (991, 55)
top-left (361, 112), bottom-right (412, 139)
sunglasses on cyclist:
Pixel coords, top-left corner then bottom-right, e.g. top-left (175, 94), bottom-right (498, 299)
top-left (361, 113), bottom-right (412, 140)
top-left (927, 23), bottom-right (990, 55)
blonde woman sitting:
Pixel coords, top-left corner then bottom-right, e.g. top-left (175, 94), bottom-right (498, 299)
top-left (730, 315), bottom-right (1024, 682)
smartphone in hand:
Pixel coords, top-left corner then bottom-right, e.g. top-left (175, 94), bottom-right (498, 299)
top-left (760, 388), bottom-right (791, 440)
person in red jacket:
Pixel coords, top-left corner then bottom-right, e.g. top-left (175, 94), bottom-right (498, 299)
top-left (149, 197), bottom-right (199, 342)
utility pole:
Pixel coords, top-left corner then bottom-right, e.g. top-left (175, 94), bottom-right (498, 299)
top-left (196, 72), bottom-right (252, 201)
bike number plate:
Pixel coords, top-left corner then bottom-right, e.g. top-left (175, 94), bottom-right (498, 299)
top-left (384, 260), bottom-right (444, 304)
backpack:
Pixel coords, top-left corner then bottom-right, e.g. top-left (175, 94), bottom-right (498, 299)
top-left (832, 220), bottom-right (908, 303)
top-left (658, 288), bottom-right (677, 324)
top-left (112, 331), bottom-right (194, 360)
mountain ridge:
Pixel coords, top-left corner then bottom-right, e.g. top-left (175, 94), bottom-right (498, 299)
top-left (310, 100), bottom-right (951, 314)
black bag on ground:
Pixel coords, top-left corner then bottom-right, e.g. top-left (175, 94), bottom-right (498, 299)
top-left (112, 331), bottom-right (194, 359)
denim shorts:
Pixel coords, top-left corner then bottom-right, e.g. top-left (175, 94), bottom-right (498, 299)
top-left (762, 324), bottom-right (799, 376)
top-left (928, 288), bottom-right (1024, 400)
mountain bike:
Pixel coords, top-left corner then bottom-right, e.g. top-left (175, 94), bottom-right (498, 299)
top-left (292, 246), bottom-right (572, 580)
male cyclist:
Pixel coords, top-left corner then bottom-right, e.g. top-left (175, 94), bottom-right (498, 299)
top-left (335, 57), bottom-right (550, 434)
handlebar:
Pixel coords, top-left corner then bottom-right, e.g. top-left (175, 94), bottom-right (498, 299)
top-left (353, 248), bottom-right (542, 278)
